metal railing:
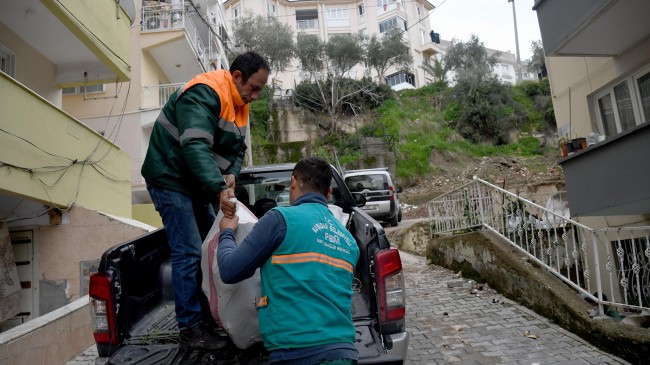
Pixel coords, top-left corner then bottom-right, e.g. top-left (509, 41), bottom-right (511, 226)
top-left (427, 177), bottom-right (650, 315)
top-left (141, 83), bottom-right (184, 109)
top-left (296, 19), bottom-right (318, 29)
top-left (142, 3), bottom-right (185, 32)
top-left (142, 2), bottom-right (219, 73)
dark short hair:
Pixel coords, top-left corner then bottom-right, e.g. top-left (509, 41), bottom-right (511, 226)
top-left (293, 157), bottom-right (332, 196)
top-left (229, 51), bottom-right (271, 83)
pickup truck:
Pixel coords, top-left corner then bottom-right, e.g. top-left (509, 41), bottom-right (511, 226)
top-left (89, 163), bottom-right (409, 364)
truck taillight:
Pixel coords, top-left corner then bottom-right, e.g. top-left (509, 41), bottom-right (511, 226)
top-left (375, 248), bottom-right (405, 322)
top-left (388, 186), bottom-right (395, 201)
top-left (89, 273), bottom-right (117, 345)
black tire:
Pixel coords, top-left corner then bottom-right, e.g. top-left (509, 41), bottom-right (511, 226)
top-left (389, 214), bottom-right (398, 227)
top-left (398, 208), bottom-right (403, 222)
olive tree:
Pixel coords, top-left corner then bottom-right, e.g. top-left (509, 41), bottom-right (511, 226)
top-left (231, 13), bottom-right (295, 73)
top-left (366, 28), bottom-right (413, 82)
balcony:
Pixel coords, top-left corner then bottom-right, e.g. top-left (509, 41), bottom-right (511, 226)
top-left (534, 0), bottom-right (650, 57)
top-left (141, 83), bottom-right (185, 109)
top-left (0, 0), bottom-right (132, 86)
top-left (296, 18), bottom-right (319, 29)
top-left (141, 1), bottom-right (222, 83)
top-left (559, 122), bottom-right (650, 216)
top-left (416, 41), bottom-right (442, 57)
top-left (0, 73), bottom-right (132, 218)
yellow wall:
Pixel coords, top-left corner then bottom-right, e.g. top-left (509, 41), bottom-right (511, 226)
top-left (132, 204), bottom-right (163, 228)
top-left (0, 74), bottom-right (132, 217)
top-left (42, 0), bottom-right (131, 84)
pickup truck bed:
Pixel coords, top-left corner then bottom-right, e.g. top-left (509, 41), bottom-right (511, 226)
top-left (90, 164), bottom-right (408, 364)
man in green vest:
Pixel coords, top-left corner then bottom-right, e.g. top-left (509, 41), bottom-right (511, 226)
top-left (218, 157), bottom-right (360, 364)
top-left (142, 52), bottom-right (270, 350)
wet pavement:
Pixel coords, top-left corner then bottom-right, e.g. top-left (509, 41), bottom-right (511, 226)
top-left (67, 249), bottom-right (630, 365)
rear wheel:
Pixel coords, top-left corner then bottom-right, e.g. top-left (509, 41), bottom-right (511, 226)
top-left (389, 214), bottom-right (398, 227)
top-left (398, 208), bottom-right (402, 222)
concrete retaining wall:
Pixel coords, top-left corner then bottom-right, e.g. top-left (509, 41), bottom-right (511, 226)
top-left (0, 296), bottom-right (92, 365)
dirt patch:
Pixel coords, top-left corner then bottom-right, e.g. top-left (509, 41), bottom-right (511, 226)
top-left (399, 149), bottom-right (565, 219)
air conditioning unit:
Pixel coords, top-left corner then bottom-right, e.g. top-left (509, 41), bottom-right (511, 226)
top-left (146, 16), bottom-right (161, 30)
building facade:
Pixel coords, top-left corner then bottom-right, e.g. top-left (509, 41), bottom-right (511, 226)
top-left (0, 0), bottom-right (134, 331)
top-left (59, 0), bottom-right (232, 227)
top-left (534, 0), bottom-right (650, 307)
top-left (223, 0), bottom-right (440, 90)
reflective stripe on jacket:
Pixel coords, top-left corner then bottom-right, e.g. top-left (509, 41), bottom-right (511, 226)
top-left (258, 203), bottom-right (359, 351)
top-left (141, 70), bottom-right (248, 199)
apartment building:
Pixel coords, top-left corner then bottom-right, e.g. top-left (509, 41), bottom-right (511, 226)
top-left (0, 0), bottom-right (136, 343)
top-left (59, 0), bottom-right (231, 227)
top-left (534, 0), bottom-right (650, 306)
top-left (223, 0), bottom-right (440, 90)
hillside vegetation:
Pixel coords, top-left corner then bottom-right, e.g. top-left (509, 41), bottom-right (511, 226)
top-left (250, 77), bottom-right (561, 199)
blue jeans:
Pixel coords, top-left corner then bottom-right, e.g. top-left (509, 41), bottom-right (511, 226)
top-left (147, 183), bottom-right (216, 329)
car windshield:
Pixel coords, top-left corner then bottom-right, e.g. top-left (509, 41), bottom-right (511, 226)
top-left (345, 174), bottom-right (389, 192)
top-left (236, 168), bottom-right (343, 217)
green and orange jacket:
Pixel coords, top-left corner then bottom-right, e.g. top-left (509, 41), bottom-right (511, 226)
top-left (141, 70), bottom-right (248, 200)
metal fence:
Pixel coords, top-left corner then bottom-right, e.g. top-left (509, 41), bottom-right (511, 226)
top-left (141, 83), bottom-right (184, 109)
top-left (427, 177), bottom-right (650, 315)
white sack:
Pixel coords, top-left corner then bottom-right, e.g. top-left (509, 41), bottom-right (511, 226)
top-left (200, 201), bottom-right (262, 349)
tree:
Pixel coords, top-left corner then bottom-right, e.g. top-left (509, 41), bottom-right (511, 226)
top-left (421, 56), bottom-right (447, 86)
top-left (295, 33), bottom-right (324, 80)
top-left (366, 28), bottom-right (413, 82)
top-left (325, 33), bottom-right (366, 78)
top-left (231, 13), bottom-right (295, 74)
top-left (294, 33), bottom-right (388, 121)
top-left (444, 34), bottom-right (497, 83)
top-left (527, 40), bottom-right (546, 79)
top-left (442, 35), bottom-right (515, 144)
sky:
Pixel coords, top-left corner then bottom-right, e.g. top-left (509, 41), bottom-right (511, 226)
top-left (427, 0), bottom-right (542, 61)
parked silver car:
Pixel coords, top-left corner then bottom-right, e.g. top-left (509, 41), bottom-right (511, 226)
top-left (344, 168), bottom-right (402, 226)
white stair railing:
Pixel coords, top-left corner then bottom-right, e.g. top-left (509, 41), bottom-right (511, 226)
top-left (427, 177), bottom-right (650, 315)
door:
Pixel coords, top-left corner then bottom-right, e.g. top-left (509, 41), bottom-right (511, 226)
top-left (0, 230), bottom-right (37, 331)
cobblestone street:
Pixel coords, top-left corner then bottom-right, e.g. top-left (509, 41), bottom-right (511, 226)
top-left (401, 251), bottom-right (630, 365)
top-left (67, 250), bottom-right (631, 365)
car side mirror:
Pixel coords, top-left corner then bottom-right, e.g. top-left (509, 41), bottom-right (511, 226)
top-left (351, 192), bottom-right (366, 207)
top-left (396, 187), bottom-right (403, 193)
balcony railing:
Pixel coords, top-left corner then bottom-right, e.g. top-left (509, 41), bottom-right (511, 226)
top-left (142, 1), bottom-right (219, 73)
top-left (427, 177), bottom-right (650, 315)
top-left (142, 83), bottom-right (184, 109)
top-left (142, 2), bottom-right (185, 32)
top-left (297, 19), bottom-right (318, 29)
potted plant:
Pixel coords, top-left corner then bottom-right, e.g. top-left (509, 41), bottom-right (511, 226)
top-left (558, 135), bottom-right (573, 157)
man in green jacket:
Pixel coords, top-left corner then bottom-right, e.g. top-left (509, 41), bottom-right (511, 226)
top-left (141, 51), bottom-right (270, 350)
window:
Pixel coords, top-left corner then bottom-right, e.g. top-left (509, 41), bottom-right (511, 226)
top-left (416, 6), bottom-right (422, 19)
top-left (326, 8), bottom-right (349, 27)
top-left (0, 44), bottom-right (16, 77)
top-left (385, 71), bottom-right (414, 87)
top-left (358, 3), bottom-right (365, 16)
top-left (62, 84), bottom-right (105, 95)
top-left (379, 16), bottom-right (406, 33)
top-left (267, 2), bottom-right (276, 17)
top-left (419, 29), bottom-right (426, 45)
top-left (233, 5), bottom-right (241, 22)
top-left (296, 9), bottom-right (318, 29)
top-left (593, 67), bottom-right (650, 138)
top-left (637, 72), bottom-right (650, 123)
